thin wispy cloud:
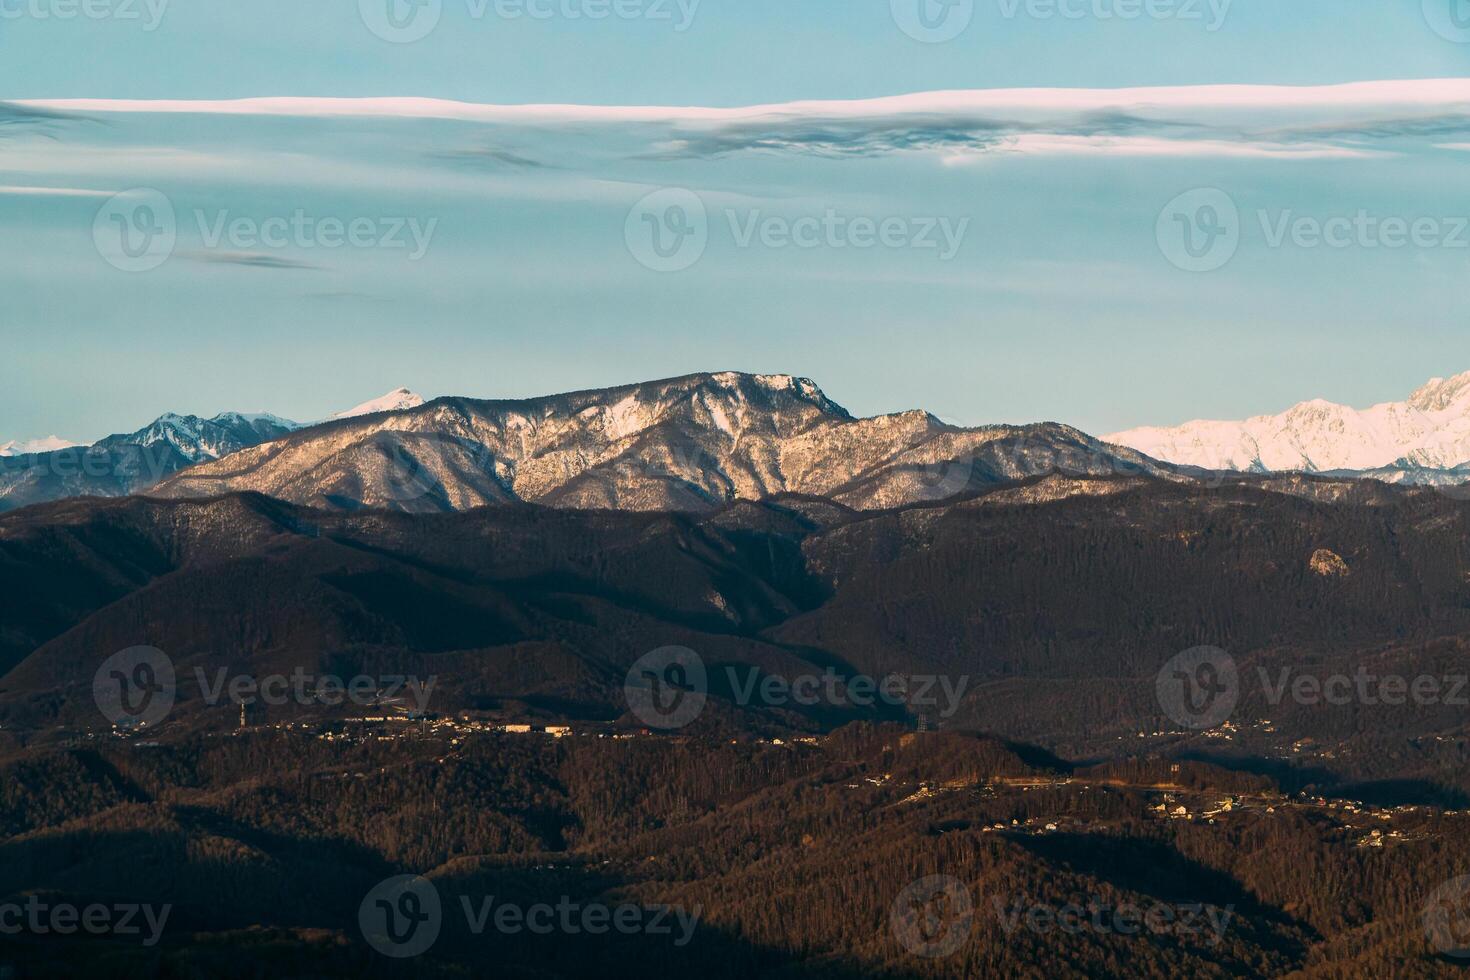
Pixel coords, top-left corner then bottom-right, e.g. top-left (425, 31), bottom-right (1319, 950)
top-left (0, 185), bottom-right (114, 197)
top-left (0, 100), bottom-right (90, 140)
top-left (429, 146), bottom-right (551, 169)
top-left (182, 250), bottom-right (320, 270)
top-left (939, 135), bottom-right (1386, 162)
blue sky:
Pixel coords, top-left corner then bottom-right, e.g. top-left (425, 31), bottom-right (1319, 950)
top-left (3, 2), bottom-right (1470, 443)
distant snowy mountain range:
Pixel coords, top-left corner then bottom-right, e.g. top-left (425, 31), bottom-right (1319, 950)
top-left (1108, 371), bottom-right (1470, 475)
top-left (8, 372), bottom-right (1470, 516)
top-left (0, 375), bottom-right (1170, 514)
top-left (0, 436), bottom-right (82, 457)
top-left (150, 372), bottom-right (1170, 513)
top-left (0, 389), bottom-right (424, 512)
top-left (1, 389), bottom-right (427, 461)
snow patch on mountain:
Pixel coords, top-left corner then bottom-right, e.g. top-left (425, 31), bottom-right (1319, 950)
top-left (331, 388), bottom-right (426, 420)
top-left (1107, 371), bottom-right (1470, 472)
top-left (97, 412), bottom-right (304, 464)
top-left (0, 436), bottom-right (83, 457)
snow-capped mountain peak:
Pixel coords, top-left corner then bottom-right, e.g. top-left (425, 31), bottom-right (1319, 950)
top-left (0, 435), bottom-right (83, 457)
top-left (1107, 370), bottom-right (1470, 473)
top-left (95, 411), bottom-right (304, 464)
top-left (330, 387), bottom-right (426, 420)
top-left (1407, 371), bottom-right (1470, 413)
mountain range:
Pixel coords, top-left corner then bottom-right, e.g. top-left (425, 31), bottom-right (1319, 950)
top-left (0, 436), bottom-right (81, 457)
top-left (0, 411), bottom-right (301, 513)
top-left (1108, 370), bottom-right (1470, 476)
top-left (9, 370), bottom-right (1470, 517)
top-left (1, 373), bottom-right (1171, 515)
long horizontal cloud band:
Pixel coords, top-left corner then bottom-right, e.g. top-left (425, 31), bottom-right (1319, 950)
top-left (13, 79), bottom-right (1470, 160)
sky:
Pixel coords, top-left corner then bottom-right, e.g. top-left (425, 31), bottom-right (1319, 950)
top-left (3, 1), bottom-right (1470, 444)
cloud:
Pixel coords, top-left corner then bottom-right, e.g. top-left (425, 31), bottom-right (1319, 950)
top-left (428, 146), bottom-right (551, 169)
top-left (21, 80), bottom-right (1470, 120)
top-left (181, 250), bottom-right (320, 270)
top-left (18, 79), bottom-right (1470, 162)
top-left (0, 100), bottom-right (88, 139)
top-left (938, 135), bottom-right (1387, 162)
top-left (0, 185), bottom-right (114, 197)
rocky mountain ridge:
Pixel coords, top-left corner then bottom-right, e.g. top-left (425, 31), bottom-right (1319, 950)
top-left (152, 372), bottom-right (1175, 513)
